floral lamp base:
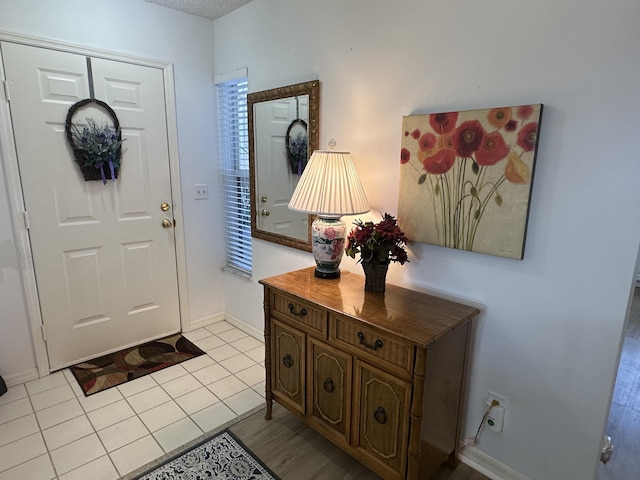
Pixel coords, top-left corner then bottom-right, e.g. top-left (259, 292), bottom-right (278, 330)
top-left (312, 216), bottom-right (347, 279)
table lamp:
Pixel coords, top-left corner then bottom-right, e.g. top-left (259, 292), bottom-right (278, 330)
top-left (288, 142), bottom-right (370, 278)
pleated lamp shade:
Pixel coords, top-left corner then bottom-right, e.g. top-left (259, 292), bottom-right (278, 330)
top-left (288, 150), bottom-right (370, 216)
top-left (288, 149), bottom-right (370, 279)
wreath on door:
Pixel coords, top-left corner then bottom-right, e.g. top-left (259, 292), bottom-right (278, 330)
top-left (286, 118), bottom-right (308, 175)
top-left (65, 98), bottom-right (124, 184)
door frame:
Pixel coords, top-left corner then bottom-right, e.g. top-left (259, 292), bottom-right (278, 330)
top-left (0, 30), bottom-right (190, 377)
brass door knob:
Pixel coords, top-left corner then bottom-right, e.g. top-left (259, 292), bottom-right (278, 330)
top-left (161, 202), bottom-right (170, 211)
top-left (162, 218), bottom-right (173, 228)
top-left (261, 209), bottom-right (270, 216)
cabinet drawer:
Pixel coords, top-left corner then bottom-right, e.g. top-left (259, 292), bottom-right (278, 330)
top-left (332, 315), bottom-right (414, 377)
top-left (272, 319), bottom-right (305, 415)
top-left (272, 291), bottom-right (327, 336)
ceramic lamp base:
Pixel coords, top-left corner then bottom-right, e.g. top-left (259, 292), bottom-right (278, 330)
top-left (311, 216), bottom-right (347, 279)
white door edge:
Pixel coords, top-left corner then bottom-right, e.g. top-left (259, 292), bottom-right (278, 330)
top-left (0, 32), bottom-right (189, 377)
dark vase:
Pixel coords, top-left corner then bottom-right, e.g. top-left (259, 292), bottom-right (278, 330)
top-left (361, 262), bottom-right (389, 293)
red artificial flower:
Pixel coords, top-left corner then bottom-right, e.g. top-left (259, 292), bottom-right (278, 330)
top-left (429, 112), bottom-right (458, 134)
top-left (453, 120), bottom-right (485, 157)
top-left (400, 148), bottom-right (411, 164)
top-left (487, 107), bottom-right (512, 129)
top-left (517, 122), bottom-right (539, 152)
top-left (475, 131), bottom-right (510, 166)
top-left (422, 148), bottom-right (456, 175)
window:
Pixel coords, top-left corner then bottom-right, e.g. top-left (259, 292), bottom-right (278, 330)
top-left (216, 71), bottom-right (251, 274)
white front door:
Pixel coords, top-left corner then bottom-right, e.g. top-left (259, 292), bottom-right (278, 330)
top-left (254, 96), bottom-right (309, 241)
top-left (1, 42), bottom-right (180, 370)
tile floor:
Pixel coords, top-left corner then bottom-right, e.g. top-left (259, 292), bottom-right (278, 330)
top-left (0, 320), bottom-right (267, 480)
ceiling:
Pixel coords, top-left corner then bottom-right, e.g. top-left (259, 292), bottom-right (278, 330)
top-left (143, 0), bottom-right (252, 20)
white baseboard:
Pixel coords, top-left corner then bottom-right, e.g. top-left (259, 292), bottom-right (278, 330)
top-left (460, 446), bottom-right (530, 480)
top-left (222, 313), bottom-right (264, 341)
top-left (3, 368), bottom-right (39, 387)
top-left (185, 312), bottom-right (226, 332)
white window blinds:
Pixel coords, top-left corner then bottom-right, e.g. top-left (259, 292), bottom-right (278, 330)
top-left (217, 74), bottom-right (251, 274)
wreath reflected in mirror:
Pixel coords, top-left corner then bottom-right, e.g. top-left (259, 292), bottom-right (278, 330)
top-left (65, 99), bottom-right (124, 185)
top-left (286, 118), bottom-right (308, 175)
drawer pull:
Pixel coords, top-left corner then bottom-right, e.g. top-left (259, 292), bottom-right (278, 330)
top-left (374, 407), bottom-right (387, 424)
top-left (288, 303), bottom-right (307, 318)
top-left (357, 331), bottom-right (384, 351)
top-left (323, 378), bottom-right (335, 393)
top-left (282, 353), bottom-right (294, 368)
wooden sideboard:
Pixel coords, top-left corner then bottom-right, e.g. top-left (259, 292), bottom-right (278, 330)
top-left (260, 267), bottom-right (480, 480)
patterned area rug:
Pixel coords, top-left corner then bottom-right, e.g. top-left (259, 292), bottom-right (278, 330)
top-left (70, 333), bottom-right (205, 396)
top-left (136, 429), bottom-right (280, 480)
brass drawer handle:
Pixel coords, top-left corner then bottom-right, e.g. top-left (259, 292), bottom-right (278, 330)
top-left (288, 303), bottom-right (307, 318)
top-left (357, 332), bottom-right (384, 351)
top-left (374, 407), bottom-right (387, 424)
top-left (323, 378), bottom-right (335, 393)
top-left (282, 353), bottom-right (294, 368)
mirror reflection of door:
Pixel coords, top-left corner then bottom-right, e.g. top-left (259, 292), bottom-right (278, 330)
top-left (254, 95), bottom-right (309, 241)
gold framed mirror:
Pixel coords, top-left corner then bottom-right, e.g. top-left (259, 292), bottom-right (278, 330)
top-left (248, 80), bottom-right (319, 252)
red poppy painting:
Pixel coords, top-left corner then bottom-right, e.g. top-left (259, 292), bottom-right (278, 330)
top-left (398, 104), bottom-right (543, 259)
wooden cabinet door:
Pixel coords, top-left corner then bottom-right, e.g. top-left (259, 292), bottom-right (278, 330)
top-left (308, 338), bottom-right (352, 444)
top-left (353, 359), bottom-right (412, 478)
top-left (272, 319), bottom-right (305, 414)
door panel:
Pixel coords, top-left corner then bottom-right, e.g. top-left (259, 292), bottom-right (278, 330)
top-left (272, 319), bottom-right (305, 414)
top-left (2, 42), bottom-right (180, 370)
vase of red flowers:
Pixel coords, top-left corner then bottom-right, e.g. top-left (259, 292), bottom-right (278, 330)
top-left (345, 213), bottom-right (408, 292)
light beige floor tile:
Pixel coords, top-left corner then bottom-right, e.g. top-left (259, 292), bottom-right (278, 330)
top-left (36, 398), bottom-right (83, 430)
top-left (190, 402), bottom-right (237, 433)
top-left (191, 363), bottom-right (231, 386)
top-left (252, 381), bottom-right (266, 398)
top-left (110, 435), bottom-right (164, 477)
top-left (151, 363), bottom-right (187, 384)
top-left (181, 354), bottom-right (215, 373)
top-left (245, 345), bottom-right (266, 363)
top-left (139, 401), bottom-right (186, 432)
top-left (58, 455), bottom-right (119, 480)
top-left (219, 354), bottom-right (256, 374)
top-left (205, 320), bottom-right (235, 335)
top-left (217, 327), bottom-right (248, 343)
top-left (174, 387), bottom-right (220, 415)
top-left (153, 417), bottom-right (203, 453)
top-left (0, 384), bottom-right (27, 406)
top-left (230, 335), bottom-right (263, 352)
top-left (224, 388), bottom-right (264, 416)
top-left (24, 371), bottom-right (67, 396)
top-left (0, 454), bottom-right (55, 480)
top-left (0, 414), bottom-right (39, 447)
top-left (182, 328), bottom-right (213, 342)
top-left (42, 415), bottom-right (94, 451)
top-left (50, 433), bottom-right (106, 475)
top-left (0, 397), bottom-right (33, 425)
top-left (127, 386), bottom-right (171, 414)
top-left (62, 369), bottom-right (85, 397)
top-left (116, 375), bottom-right (157, 398)
top-left (87, 399), bottom-right (135, 431)
top-left (161, 373), bottom-right (203, 399)
top-left (207, 375), bottom-right (248, 400)
top-left (234, 364), bottom-right (265, 387)
top-left (0, 432), bottom-right (47, 472)
top-left (77, 387), bottom-right (123, 413)
top-left (196, 334), bottom-right (226, 352)
top-left (208, 344), bottom-right (241, 362)
top-left (30, 383), bottom-right (75, 411)
top-left (98, 416), bottom-right (149, 452)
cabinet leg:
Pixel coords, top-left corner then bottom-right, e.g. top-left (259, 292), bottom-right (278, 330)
top-left (265, 394), bottom-right (273, 420)
top-left (448, 450), bottom-right (459, 468)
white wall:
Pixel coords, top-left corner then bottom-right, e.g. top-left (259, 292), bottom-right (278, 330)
top-left (214, 1), bottom-right (640, 479)
top-left (0, 0), bottom-right (226, 380)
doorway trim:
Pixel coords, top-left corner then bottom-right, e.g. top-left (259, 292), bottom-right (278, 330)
top-left (0, 30), bottom-right (190, 377)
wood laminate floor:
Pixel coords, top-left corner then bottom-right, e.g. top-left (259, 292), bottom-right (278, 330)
top-left (230, 403), bottom-right (489, 480)
top-left (599, 287), bottom-right (640, 480)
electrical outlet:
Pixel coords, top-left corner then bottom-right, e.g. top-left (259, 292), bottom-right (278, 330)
top-left (194, 184), bottom-right (208, 200)
top-left (485, 391), bottom-right (507, 432)
top-left (486, 391), bottom-right (507, 408)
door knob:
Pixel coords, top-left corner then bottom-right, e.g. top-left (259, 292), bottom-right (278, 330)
top-left (261, 209), bottom-right (270, 216)
top-left (162, 218), bottom-right (173, 228)
top-left (261, 195), bottom-right (268, 203)
top-left (161, 202), bottom-right (170, 211)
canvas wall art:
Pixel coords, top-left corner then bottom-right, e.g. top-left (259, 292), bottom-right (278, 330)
top-left (398, 104), bottom-right (542, 259)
